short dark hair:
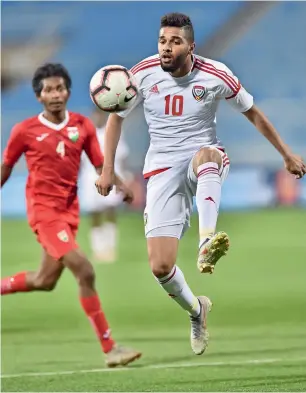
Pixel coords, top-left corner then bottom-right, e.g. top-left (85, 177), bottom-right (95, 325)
top-left (32, 63), bottom-right (72, 95)
top-left (160, 12), bottom-right (194, 42)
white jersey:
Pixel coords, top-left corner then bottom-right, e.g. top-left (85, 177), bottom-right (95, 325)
top-left (82, 126), bottom-right (129, 179)
top-left (119, 54), bottom-right (253, 177)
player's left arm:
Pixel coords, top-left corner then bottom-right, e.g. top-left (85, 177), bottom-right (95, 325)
top-left (83, 117), bottom-right (133, 202)
top-left (219, 66), bottom-right (306, 179)
top-left (1, 123), bottom-right (26, 187)
top-left (242, 105), bottom-right (305, 179)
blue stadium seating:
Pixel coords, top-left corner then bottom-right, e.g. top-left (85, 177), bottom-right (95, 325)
top-left (2, 2), bottom-right (305, 162)
top-left (1, 1), bottom-right (241, 146)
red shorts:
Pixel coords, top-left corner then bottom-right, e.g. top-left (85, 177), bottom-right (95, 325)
top-left (33, 221), bottom-right (79, 260)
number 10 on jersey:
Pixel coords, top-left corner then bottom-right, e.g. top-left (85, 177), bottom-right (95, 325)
top-left (164, 95), bottom-right (184, 116)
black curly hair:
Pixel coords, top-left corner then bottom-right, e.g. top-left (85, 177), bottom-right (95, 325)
top-left (32, 63), bottom-right (72, 96)
top-left (160, 13), bottom-right (194, 42)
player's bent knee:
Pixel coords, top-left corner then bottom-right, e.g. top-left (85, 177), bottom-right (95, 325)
top-left (77, 260), bottom-right (96, 287)
top-left (149, 252), bottom-right (176, 278)
top-left (63, 250), bottom-right (95, 287)
top-left (147, 236), bottom-right (178, 278)
top-left (151, 263), bottom-right (174, 278)
top-left (33, 276), bottom-right (58, 291)
top-left (193, 147), bottom-right (221, 168)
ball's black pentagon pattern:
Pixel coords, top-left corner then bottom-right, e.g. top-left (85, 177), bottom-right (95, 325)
top-left (91, 67), bottom-right (138, 112)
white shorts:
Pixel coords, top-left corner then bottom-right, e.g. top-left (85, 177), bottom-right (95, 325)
top-left (144, 148), bottom-right (230, 239)
top-left (81, 175), bottom-right (123, 213)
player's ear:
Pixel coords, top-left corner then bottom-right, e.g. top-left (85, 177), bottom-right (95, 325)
top-left (36, 94), bottom-right (43, 103)
top-left (189, 42), bottom-right (195, 55)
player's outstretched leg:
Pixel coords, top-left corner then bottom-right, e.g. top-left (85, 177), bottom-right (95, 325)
top-left (62, 249), bottom-right (141, 367)
top-left (1, 253), bottom-right (64, 295)
top-left (193, 148), bottom-right (230, 274)
top-left (148, 235), bottom-right (212, 355)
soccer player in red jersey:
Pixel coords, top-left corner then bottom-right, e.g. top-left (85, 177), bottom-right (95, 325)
top-left (1, 63), bottom-right (141, 368)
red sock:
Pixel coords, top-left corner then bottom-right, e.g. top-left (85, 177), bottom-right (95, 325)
top-left (80, 294), bottom-right (115, 353)
top-left (1, 272), bottom-right (29, 295)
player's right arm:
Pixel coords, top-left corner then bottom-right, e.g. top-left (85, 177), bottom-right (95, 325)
top-left (95, 59), bottom-right (147, 196)
top-left (1, 123), bottom-right (25, 187)
top-left (95, 113), bottom-right (124, 196)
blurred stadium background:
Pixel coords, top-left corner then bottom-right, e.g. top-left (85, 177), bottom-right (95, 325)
top-left (2, 1), bottom-right (306, 214)
top-left (1, 1), bottom-right (306, 392)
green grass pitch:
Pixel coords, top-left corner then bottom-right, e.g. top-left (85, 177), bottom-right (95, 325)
top-left (1, 208), bottom-right (306, 392)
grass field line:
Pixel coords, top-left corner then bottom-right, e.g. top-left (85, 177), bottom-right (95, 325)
top-left (2, 356), bottom-right (306, 379)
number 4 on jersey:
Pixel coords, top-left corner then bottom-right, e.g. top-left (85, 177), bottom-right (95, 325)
top-left (56, 141), bottom-right (65, 157)
top-left (165, 95), bottom-right (184, 116)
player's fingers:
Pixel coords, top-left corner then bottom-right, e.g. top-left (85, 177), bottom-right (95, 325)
top-left (123, 194), bottom-right (133, 204)
top-left (126, 192), bottom-right (134, 203)
top-left (295, 170), bottom-right (304, 179)
top-left (95, 181), bottom-right (101, 194)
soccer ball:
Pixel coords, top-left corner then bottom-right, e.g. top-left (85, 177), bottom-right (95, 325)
top-left (89, 65), bottom-right (138, 112)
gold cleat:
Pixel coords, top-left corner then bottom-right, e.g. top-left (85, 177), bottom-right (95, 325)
top-left (197, 231), bottom-right (230, 274)
top-left (105, 345), bottom-right (142, 368)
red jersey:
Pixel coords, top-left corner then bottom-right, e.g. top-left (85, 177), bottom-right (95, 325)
top-left (3, 111), bottom-right (103, 226)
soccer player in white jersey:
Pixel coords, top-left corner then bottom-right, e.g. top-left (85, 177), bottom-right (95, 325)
top-left (81, 108), bottom-right (131, 262)
top-left (96, 13), bottom-right (306, 355)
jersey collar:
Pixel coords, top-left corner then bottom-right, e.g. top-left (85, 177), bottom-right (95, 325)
top-left (38, 110), bottom-right (69, 131)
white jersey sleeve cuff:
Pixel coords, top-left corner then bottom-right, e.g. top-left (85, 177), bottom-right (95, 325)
top-left (226, 87), bottom-right (254, 113)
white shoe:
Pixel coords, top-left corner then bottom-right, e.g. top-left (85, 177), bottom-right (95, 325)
top-left (197, 231), bottom-right (230, 274)
top-left (190, 296), bottom-right (212, 355)
top-left (105, 345), bottom-right (142, 368)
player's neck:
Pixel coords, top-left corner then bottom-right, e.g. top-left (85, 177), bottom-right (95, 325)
top-left (170, 56), bottom-right (193, 78)
top-left (42, 110), bottom-right (67, 125)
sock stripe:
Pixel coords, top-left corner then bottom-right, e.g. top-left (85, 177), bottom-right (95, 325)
top-left (159, 266), bottom-right (177, 285)
top-left (198, 168), bottom-right (220, 178)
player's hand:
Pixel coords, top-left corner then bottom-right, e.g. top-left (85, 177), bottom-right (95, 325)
top-left (95, 170), bottom-right (114, 196)
top-left (284, 154), bottom-right (306, 179)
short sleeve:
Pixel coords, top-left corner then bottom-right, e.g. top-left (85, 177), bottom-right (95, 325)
top-left (216, 66), bottom-right (254, 113)
top-left (83, 117), bottom-right (104, 167)
top-left (3, 123), bottom-right (26, 167)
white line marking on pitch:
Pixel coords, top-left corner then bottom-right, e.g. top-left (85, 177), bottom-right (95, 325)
top-left (2, 357), bottom-right (306, 379)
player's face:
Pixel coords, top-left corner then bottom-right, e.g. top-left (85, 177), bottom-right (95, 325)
top-left (158, 27), bottom-right (194, 73)
top-left (38, 77), bottom-right (70, 112)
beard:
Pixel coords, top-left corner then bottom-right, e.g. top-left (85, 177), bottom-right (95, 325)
top-left (160, 55), bottom-right (184, 73)
top-left (160, 62), bottom-right (178, 73)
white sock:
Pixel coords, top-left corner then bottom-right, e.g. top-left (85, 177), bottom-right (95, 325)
top-left (102, 222), bottom-right (117, 249)
top-left (196, 162), bottom-right (221, 248)
top-left (156, 265), bottom-right (200, 317)
top-left (90, 227), bottom-right (105, 255)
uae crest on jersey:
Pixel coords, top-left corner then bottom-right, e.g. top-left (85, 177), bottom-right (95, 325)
top-left (192, 85), bottom-right (206, 102)
top-left (67, 127), bottom-right (79, 142)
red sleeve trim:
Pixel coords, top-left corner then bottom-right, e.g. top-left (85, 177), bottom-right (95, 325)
top-left (225, 83), bottom-right (241, 99)
top-left (195, 59), bottom-right (240, 95)
top-left (131, 59), bottom-right (160, 75)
